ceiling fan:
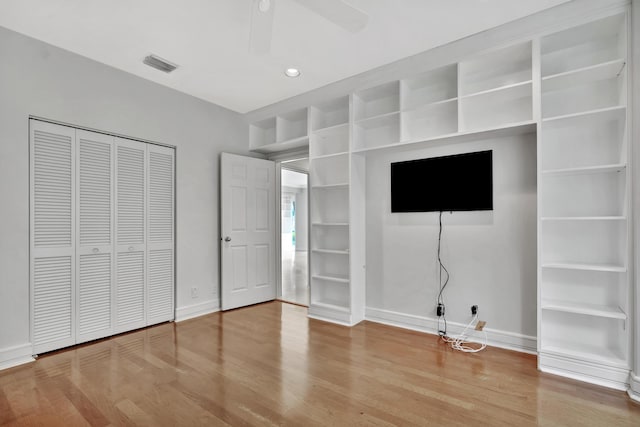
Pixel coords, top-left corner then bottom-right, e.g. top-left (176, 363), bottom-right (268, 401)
top-left (249, 0), bottom-right (369, 54)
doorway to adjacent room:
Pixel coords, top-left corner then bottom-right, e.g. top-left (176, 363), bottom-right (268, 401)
top-left (280, 163), bottom-right (309, 306)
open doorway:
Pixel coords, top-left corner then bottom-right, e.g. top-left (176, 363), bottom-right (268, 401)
top-left (280, 161), bottom-right (309, 306)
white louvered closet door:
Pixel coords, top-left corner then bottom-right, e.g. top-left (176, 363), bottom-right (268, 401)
top-left (115, 137), bottom-right (147, 333)
top-left (30, 121), bottom-right (77, 354)
top-left (146, 144), bottom-right (175, 325)
top-left (76, 130), bottom-right (115, 343)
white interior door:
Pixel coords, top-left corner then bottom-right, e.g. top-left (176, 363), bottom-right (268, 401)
top-left (220, 153), bottom-right (276, 310)
top-left (146, 144), bottom-right (175, 325)
top-left (76, 130), bottom-right (115, 343)
top-left (30, 121), bottom-right (77, 354)
top-left (114, 137), bottom-right (147, 332)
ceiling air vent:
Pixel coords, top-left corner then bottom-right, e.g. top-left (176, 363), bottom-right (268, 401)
top-left (143, 54), bottom-right (178, 73)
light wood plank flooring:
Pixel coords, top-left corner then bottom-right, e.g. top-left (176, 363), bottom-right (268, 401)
top-left (1, 302), bottom-right (638, 426)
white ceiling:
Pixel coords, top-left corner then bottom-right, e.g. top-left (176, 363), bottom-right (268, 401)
top-left (0, 0), bottom-right (570, 114)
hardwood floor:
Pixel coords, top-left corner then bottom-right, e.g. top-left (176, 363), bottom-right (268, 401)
top-left (1, 302), bottom-right (638, 426)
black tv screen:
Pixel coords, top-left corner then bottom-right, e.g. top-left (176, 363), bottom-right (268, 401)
top-left (391, 150), bottom-right (493, 212)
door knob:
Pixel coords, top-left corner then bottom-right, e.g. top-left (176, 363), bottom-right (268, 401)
top-left (224, 236), bottom-right (231, 242)
top-left (128, 246), bottom-right (134, 251)
top-left (92, 248), bottom-right (99, 253)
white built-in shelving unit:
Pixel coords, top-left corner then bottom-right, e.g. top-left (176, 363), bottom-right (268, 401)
top-left (538, 12), bottom-right (630, 389)
top-left (349, 42), bottom-right (535, 155)
top-left (308, 96), bottom-right (365, 324)
top-left (249, 7), bottom-right (633, 391)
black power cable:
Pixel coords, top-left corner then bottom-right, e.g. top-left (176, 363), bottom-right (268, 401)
top-left (437, 211), bottom-right (450, 336)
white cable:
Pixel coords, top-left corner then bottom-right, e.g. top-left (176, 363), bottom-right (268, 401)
top-left (441, 313), bottom-right (487, 353)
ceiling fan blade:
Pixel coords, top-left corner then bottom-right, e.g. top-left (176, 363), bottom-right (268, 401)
top-left (249, 0), bottom-right (276, 54)
top-left (294, 0), bottom-right (368, 33)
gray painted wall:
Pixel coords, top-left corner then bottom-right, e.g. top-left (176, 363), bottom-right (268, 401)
top-left (0, 27), bottom-right (253, 356)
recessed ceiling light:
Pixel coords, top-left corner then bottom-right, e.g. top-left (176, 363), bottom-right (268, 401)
top-left (284, 68), bottom-right (301, 78)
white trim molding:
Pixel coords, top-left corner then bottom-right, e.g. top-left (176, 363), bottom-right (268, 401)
top-left (175, 299), bottom-right (220, 322)
top-left (0, 343), bottom-right (35, 371)
top-left (629, 373), bottom-right (640, 402)
top-left (364, 307), bottom-right (537, 354)
top-left (539, 352), bottom-right (630, 391)
top-left (308, 305), bottom-right (355, 327)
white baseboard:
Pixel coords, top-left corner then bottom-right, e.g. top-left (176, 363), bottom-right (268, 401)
top-left (539, 352), bottom-right (629, 391)
top-left (628, 373), bottom-right (640, 402)
top-left (175, 299), bottom-right (220, 322)
top-left (0, 343), bottom-right (35, 371)
top-left (364, 307), bottom-right (537, 354)
top-left (308, 305), bottom-right (354, 326)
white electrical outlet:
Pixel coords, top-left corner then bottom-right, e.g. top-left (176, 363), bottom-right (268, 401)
top-left (191, 287), bottom-right (198, 298)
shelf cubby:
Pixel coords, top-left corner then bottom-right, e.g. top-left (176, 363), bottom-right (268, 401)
top-left (310, 96), bottom-right (350, 132)
top-left (540, 170), bottom-right (626, 217)
top-left (541, 268), bottom-right (626, 313)
top-left (541, 300), bottom-right (626, 320)
top-left (459, 41), bottom-right (532, 96)
top-left (541, 310), bottom-right (627, 367)
top-left (353, 81), bottom-right (400, 122)
top-left (542, 68), bottom-right (625, 119)
top-left (311, 277), bottom-right (350, 310)
top-left (311, 187), bottom-right (349, 224)
top-left (540, 220), bottom-right (626, 267)
top-left (310, 124), bottom-right (349, 157)
top-left (353, 112), bottom-right (400, 151)
top-left (540, 106), bottom-right (626, 171)
top-left (310, 153), bottom-right (348, 186)
top-left (542, 59), bottom-right (626, 92)
top-left (249, 117), bottom-right (276, 149)
top-left (276, 108), bottom-right (308, 143)
top-left (401, 99), bottom-right (457, 142)
top-left (311, 226), bottom-right (349, 252)
top-left (249, 109), bottom-right (309, 153)
top-left (459, 82), bottom-right (532, 132)
top-left (400, 64), bottom-right (457, 111)
top-left (541, 13), bottom-right (626, 77)
top-left (311, 251), bottom-right (350, 281)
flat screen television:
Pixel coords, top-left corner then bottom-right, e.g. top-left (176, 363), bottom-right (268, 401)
top-left (391, 150), bottom-right (493, 212)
